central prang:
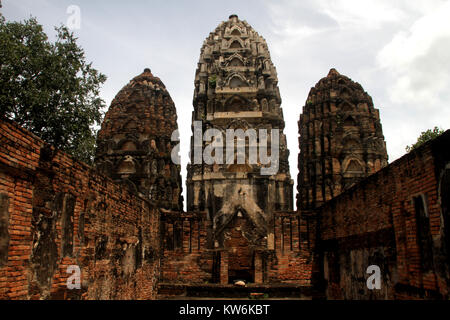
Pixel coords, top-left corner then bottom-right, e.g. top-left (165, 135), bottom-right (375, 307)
top-left (186, 14), bottom-right (294, 283)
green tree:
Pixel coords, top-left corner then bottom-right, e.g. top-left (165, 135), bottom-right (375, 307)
top-left (406, 126), bottom-right (445, 152)
top-left (0, 17), bottom-right (106, 164)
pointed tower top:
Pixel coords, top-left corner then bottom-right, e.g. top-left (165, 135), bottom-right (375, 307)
top-left (328, 68), bottom-right (340, 77)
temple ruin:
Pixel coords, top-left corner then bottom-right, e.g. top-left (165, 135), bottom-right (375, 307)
top-left (0, 14), bottom-right (449, 300)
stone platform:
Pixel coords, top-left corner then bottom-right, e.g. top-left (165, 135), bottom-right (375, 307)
top-left (157, 283), bottom-right (321, 300)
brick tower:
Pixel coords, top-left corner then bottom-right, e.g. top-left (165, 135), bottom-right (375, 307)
top-left (186, 15), bottom-right (293, 282)
top-left (95, 68), bottom-right (183, 211)
top-left (297, 69), bottom-right (388, 210)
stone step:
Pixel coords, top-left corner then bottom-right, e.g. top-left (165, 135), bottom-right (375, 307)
top-left (157, 283), bottom-right (320, 300)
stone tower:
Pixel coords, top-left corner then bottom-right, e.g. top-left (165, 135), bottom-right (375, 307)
top-left (297, 69), bottom-right (388, 210)
top-left (95, 68), bottom-right (183, 211)
top-left (186, 15), bottom-right (293, 281)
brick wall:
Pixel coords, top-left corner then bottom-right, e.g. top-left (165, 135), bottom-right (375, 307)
top-left (4, 116), bottom-right (448, 300)
top-left (160, 210), bottom-right (314, 286)
top-left (267, 212), bottom-right (313, 285)
top-left (160, 211), bottom-right (213, 284)
top-left (314, 130), bottom-right (450, 299)
top-left (0, 118), bottom-right (160, 300)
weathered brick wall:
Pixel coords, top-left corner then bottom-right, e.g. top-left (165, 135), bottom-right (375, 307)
top-left (0, 119), bottom-right (160, 300)
top-left (160, 210), bottom-right (314, 286)
top-left (266, 213), bottom-right (313, 285)
top-left (160, 211), bottom-right (213, 284)
top-left (315, 130), bottom-right (450, 299)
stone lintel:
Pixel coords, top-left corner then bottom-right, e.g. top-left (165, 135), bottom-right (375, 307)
top-left (208, 111), bottom-right (263, 120)
top-left (191, 172), bottom-right (290, 181)
top-left (223, 66), bottom-right (255, 73)
top-left (215, 87), bottom-right (258, 94)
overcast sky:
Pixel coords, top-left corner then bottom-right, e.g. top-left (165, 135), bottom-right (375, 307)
top-left (3, 0), bottom-right (450, 210)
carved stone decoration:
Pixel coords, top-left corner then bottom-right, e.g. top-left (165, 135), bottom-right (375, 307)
top-left (297, 68), bottom-right (389, 210)
top-left (95, 68), bottom-right (183, 210)
top-left (213, 185), bottom-right (270, 241)
top-left (187, 15), bottom-right (294, 265)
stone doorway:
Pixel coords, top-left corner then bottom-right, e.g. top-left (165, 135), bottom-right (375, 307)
top-left (224, 213), bottom-right (255, 284)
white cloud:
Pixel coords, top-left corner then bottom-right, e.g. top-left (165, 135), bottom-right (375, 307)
top-left (317, 0), bottom-right (406, 29)
top-left (377, 1), bottom-right (450, 106)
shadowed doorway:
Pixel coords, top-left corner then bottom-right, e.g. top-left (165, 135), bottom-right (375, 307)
top-left (224, 212), bottom-right (254, 283)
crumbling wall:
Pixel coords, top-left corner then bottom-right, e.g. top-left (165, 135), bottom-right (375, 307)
top-left (160, 210), bottom-right (314, 286)
top-left (0, 119), bottom-right (160, 300)
top-left (315, 130), bottom-right (450, 299)
top-left (266, 213), bottom-right (313, 285)
top-left (160, 211), bottom-right (214, 284)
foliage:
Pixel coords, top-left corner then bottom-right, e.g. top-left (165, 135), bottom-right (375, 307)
top-left (0, 17), bottom-right (106, 164)
top-left (406, 126), bottom-right (445, 153)
top-left (208, 74), bottom-right (217, 88)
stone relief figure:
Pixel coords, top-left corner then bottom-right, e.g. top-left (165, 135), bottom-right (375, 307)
top-left (252, 99), bottom-right (260, 111)
top-left (199, 81), bottom-right (206, 95)
top-left (269, 99), bottom-right (277, 112)
top-left (257, 43), bottom-right (266, 55)
top-left (261, 98), bottom-right (269, 112)
top-left (258, 76), bottom-right (265, 90)
top-left (257, 59), bottom-right (263, 70)
top-left (221, 39), bottom-right (228, 49)
top-left (251, 42), bottom-right (257, 55)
